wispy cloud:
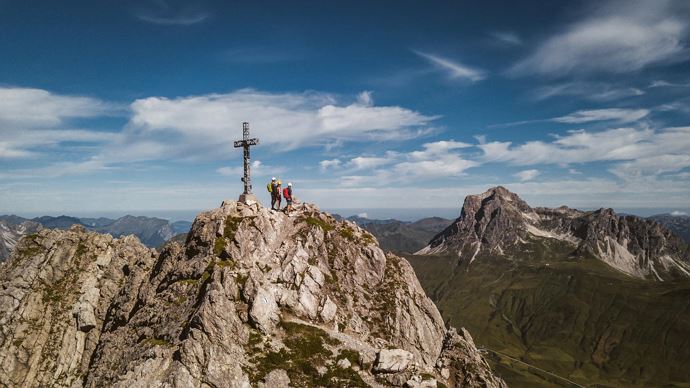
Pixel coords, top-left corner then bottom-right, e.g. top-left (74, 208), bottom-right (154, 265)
top-left (114, 89), bottom-right (439, 161)
top-left (649, 80), bottom-right (690, 88)
top-left (491, 108), bottom-right (650, 128)
top-left (489, 31), bottom-right (522, 45)
top-left (553, 108), bottom-right (650, 124)
top-left (479, 126), bottom-right (690, 179)
top-left (533, 82), bottom-right (645, 102)
top-left (514, 169), bottom-right (540, 181)
top-left (413, 50), bottom-right (487, 82)
top-left (0, 87), bottom-right (121, 159)
top-left (510, 1), bottom-right (690, 76)
top-left (133, 1), bottom-right (209, 26)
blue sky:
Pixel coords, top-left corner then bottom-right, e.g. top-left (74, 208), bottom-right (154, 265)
top-left (1, 0), bottom-right (690, 217)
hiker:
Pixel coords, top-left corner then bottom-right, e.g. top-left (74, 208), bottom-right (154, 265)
top-left (274, 180), bottom-right (282, 210)
top-left (283, 182), bottom-right (293, 213)
top-left (268, 177), bottom-right (279, 210)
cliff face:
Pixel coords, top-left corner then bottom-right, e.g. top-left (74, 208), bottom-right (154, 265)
top-left (0, 201), bottom-right (505, 387)
top-left (418, 187), bottom-right (690, 281)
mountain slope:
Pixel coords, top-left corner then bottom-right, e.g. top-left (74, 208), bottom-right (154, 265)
top-left (0, 201), bottom-right (505, 387)
top-left (356, 217), bottom-right (453, 254)
top-left (418, 186), bottom-right (690, 281)
top-left (649, 213), bottom-right (690, 243)
top-left (0, 219), bottom-right (42, 264)
top-left (0, 215), bottom-right (189, 261)
top-left (408, 187), bottom-right (690, 387)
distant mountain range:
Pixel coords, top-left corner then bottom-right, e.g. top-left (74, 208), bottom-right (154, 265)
top-left (400, 187), bottom-right (690, 387)
top-left (0, 215), bottom-right (192, 262)
top-left (334, 214), bottom-right (453, 253)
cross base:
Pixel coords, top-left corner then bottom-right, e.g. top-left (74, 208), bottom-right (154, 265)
top-left (238, 193), bottom-right (259, 205)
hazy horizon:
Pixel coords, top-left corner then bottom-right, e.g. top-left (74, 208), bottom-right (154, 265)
top-left (4, 206), bottom-right (688, 223)
top-left (1, 1), bottom-right (689, 214)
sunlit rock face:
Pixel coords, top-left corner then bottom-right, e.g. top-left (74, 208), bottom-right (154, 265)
top-left (419, 186), bottom-right (690, 281)
top-left (0, 200), bottom-right (505, 388)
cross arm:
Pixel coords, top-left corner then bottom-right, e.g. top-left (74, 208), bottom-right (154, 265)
top-left (233, 138), bottom-right (259, 147)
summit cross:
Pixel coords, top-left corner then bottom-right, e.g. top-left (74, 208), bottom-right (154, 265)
top-left (233, 122), bottom-right (259, 203)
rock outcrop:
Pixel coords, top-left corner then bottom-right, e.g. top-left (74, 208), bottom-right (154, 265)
top-left (0, 201), bottom-right (505, 387)
top-left (0, 219), bottom-right (42, 262)
top-left (417, 186), bottom-right (690, 281)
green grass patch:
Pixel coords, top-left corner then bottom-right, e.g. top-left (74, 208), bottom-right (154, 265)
top-left (247, 321), bottom-right (368, 387)
top-left (224, 216), bottom-right (243, 240)
top-left (306, 217), bottom-right (334, 232)
top-left (214, 237), bottom-right (227, 256)
top-left (339, 227), bottom-right (356, 241)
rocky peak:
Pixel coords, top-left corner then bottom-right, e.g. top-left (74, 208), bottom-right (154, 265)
top-left (0, 201), bottom-right (505, 387)
top-left (418, 187), bottom-right (536, 259)
top-left (418, 187), bottom-right (690, 281)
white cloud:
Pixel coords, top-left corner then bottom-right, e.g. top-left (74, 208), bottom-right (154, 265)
top-left (357, 212), bottom-right (369, 219)
top-left (489, 31), bottom-right (522, 45)
top-left (511, 1), bottom-right (690, 76)
top-left (649, 80), bottom-right (690, 88)
top-left (671, 210), bottom-right (688, 216)
top-left (409, 140), bottom-right (473, 160)
top-left (480, 126), bottom-right (690, 181)
top-left (514, 169), bottom-right (540, 181)
top-left (121, 89), bottom-right (438, 161)
top-left (413, 51), bottom-right (487, 82)
top-left (0, 87), bottom-right (114, 128)
top-left (553, 108), bottom-right (649, 124)
top-left (491, 108), bottom-right (650, 128)
top-left (347, 156), bottom-right (390, 170)
top-left (394, 156), bottom-right (478, 178)
top-left (0, 87), bottom-right (120, 159)
top-left (133, 1), bottom-right (209, 26)
top-left (319, 159), bottom-right (342, 171)
top-left (533, 82), bottom-right (645, 101)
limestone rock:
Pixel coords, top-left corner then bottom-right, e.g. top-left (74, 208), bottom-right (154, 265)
top-left (418, 186), bottom-right (690, 280)
top-left (0, 200), bottom-right (505, 387)
top-left (337, 358), bottom-right (351, 369)
top-left (258, 369), bottom-right (290, 388)
top-left (374, 349), bottom-right (414, 373)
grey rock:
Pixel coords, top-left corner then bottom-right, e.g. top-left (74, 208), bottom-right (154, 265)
top-left (0, 200), bottom-right (505, 387)
top-left (418, 186), bottom-right (690, 281)
top-left (337, 358), bottom-right (351, 369)
top-left (375, 349), bottom-right (414, 373)
top-left (258, 369), bottom-right (290, 388)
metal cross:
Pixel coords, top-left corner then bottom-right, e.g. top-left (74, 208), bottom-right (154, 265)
top-left (233, 122), bottom-right (259, 195)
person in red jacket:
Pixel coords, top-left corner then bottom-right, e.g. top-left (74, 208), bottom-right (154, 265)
top-left (283, 182), bottom-right (293, 213)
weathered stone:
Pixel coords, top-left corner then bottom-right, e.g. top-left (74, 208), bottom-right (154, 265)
top-left (258, 369), bottom-right (290, 388)
top-left (0, 200), bottom-right (505, 387)
top-left (337, 358), bottom-right (351, 369)
top-left (374, 349), bottom-right (414, 373)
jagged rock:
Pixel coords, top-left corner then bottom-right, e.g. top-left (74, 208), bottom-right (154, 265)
top-left (258, 369), bottom-right (290, 388)
top-left (0, 228), bottom-right (154, 387)
top-left (438, 328), bottom-right (508, 388)
top-left (374, 349), bottom-right (414, 373)
top-left (418, 186), bottom-right (690, 281)
top-left (0, 201), bottom-right (505, 387)
top-left (406, 375), bottom-right (438, 387)
top-left (337, 358), bottom-right (351, 369)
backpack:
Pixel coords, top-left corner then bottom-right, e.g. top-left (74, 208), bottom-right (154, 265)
top-left (266, 182), bottom-right (273, 193)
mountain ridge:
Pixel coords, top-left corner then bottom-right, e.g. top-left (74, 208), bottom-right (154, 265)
top-left (417, 186), bottom-right (690, 281)
top-left (0, 201), bottom-right (505, 387)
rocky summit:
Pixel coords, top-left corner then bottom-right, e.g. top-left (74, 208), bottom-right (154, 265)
top-left (0, 201), bottom-right (505, 387)
top-left (418, 186), bottom-right (690, 281)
